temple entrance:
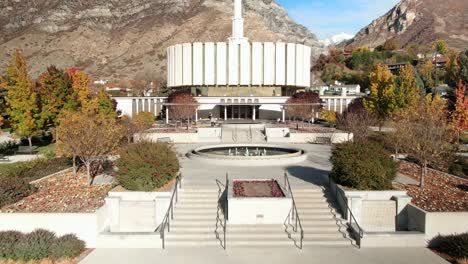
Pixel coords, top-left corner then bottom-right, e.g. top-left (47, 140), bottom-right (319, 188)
top-left (222, 105), bottom-right (259, 120)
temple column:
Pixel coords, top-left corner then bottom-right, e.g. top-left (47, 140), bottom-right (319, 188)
top-left (252, 106), bottom-right (256, 121)
top-left (282, 107), bottom-right (285, 123)
top-left (165, 107), bottom-right (169, 124)
top-left (224, 106), bottom-right (228, 121)
top-left (195, 109), bottom-right (198, 124)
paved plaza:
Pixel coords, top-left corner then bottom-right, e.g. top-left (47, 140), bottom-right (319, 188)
top-left (80, 246), bottom-right (447, 264)
top-left (80, 143), bottom-right (448, 264)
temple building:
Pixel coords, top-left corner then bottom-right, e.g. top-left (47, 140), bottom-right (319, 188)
top-left (113, 0), bottom-right (360, 122)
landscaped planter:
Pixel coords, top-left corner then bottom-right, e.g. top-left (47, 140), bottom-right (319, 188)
top-left (329, 179), bottom-right (411, 232)
top-left (227, 179), bottom-right (292, 224)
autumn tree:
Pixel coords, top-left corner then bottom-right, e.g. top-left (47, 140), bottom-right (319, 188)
top-left (395, 65), bottom-right (421, 109)
top-left (397, 95), bottom-right (454, 188)
top-left (433, 40), bottom-right (448, 89)
top-left (450, 80), bottom-right (468, 142)
top-left (3, 50), bottom-right (41, 149)
top-left (120, 112), bottom-right (154, 143)
top-left (56, 110), bottom-right (122, 184)
top-left (417, 59), bottom-right (435, 93)
top-left (364, 64), bottom-right (397, 130)
top-left (445, 51), bottom-right (461, 88)
top-left (338, 98), bottom-right (377, 141)
top-left (285, 92), bottom-right (321, 127)
top-left (167, 91), bottom-right (198, 128)
top-left (37, 66), bottom-right (73, 128)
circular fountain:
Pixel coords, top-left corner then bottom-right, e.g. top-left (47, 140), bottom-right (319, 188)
top-left (188, 144), bottom-right (307, 166)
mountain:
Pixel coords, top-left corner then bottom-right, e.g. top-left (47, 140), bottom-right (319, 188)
top-left (346, 0), bottom-right (468, 50)
top-left (0, 0), bottom-right (323, 81)
top-left (320, 33), bottom-right (354, 47)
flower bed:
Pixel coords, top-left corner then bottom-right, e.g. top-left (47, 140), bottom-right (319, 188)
top-left (233, 180), bottom-right (285, 198)
top-left (396, 161), bottom-right (468, 212)
top-left (0, 171), bottom-right (112, 213)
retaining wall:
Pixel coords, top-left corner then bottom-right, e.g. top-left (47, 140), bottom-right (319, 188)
top-left (407, 204), bottom-right (468, 241)
top-left (0, 206), bottom-right (107, 248)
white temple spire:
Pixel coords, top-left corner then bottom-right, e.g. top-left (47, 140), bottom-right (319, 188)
top-left (229, 0), bottom-right (248, 44)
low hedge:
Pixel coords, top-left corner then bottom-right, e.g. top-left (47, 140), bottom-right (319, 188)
top-left (0, 177), bottom-right (37, 208)
top-left (430, 233), bottom-right (468, 259)
top-left (117, 141), bottom-right (180, 191)
top-left (0, 229), bottom-right (85, 260)
top-left (0, 158), bottom-right (72, 181)
top-left (330, 140), bottom-right (397, 190)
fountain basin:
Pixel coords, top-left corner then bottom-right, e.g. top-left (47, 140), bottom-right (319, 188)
top-left (188, 144), bottom-right (307, 166)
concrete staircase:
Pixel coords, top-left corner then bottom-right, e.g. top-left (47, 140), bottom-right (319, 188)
top-left (291, 187), bottom-right (351, 247)
top-left (164, 184), bottom-right (351, 248)
top-left (165, 188), bottom-right (220, 247)
top-left (221, 126), bottom-right (266, 143)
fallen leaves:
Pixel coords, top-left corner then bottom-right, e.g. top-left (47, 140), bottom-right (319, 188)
top-left (0, 171), bottom-right (112, 213)
top-left (395, 161), bottom-right (468, 212)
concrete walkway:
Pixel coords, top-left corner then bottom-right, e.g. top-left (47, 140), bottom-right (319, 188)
top-left (80, 247), bottom-right (448, 264)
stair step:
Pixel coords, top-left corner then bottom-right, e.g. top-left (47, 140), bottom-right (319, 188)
top-left (174, 214), bottom-right (218, 220)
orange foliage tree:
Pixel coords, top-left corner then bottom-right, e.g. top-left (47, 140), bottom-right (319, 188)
top-left (451, 80), bottom-right (468, 142)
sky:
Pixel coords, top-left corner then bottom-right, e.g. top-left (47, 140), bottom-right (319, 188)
top-left (276, 0), bottom-right (400, 40)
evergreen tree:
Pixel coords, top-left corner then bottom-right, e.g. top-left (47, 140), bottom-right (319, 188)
top-left (37, 66), bottom-right (73, 128)
top-left (364, 64), bottom-right (397, 129)
top-left (3, 50), bottom-right (41, 149)
top-left (458, 49), bottom-right (468, 85)
top-left (444, 51), bottom-right (461, 88)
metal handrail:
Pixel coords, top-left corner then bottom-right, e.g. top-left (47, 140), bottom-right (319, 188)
top-left (215, 173), bottom-right (228, 249)
top-left (328, 177), bottom-right (364, 246)
top-left (224, 173), bottom-right (228, 248)
top-left (283, 172), bottom-right (304, 249)
top-left (158, 172), bottom-right (183, 249)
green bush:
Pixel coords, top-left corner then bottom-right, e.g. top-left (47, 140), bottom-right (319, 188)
top-left (14, 229), bottom-right (57, 260)
top-left (330, 140), bottom-right (397, 190)
top-left (50, 234), bottom-right (86, 259)
top-left (117, 141), bottom-right (180, 191)
top-left (0, 230), bottom-right (85, 260)
top-left (0, 140), bottom-right (18, 155)
top-left (0, 231), bottom-right (24, 258)
top-left (431, 233), bottom-right (468, 259)
top-left (0, 177), bottom-right (37, 207)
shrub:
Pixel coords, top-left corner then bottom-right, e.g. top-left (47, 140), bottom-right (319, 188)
top-left (50, 234), bottom-right (86, 259)
top-left (0, 140), bottom-right (18, 155)
top-left (0, 158), bottom-right (71, 181)
top-left (117, 141), bottom-right (179, 191)
top-left (430, 233), bottom-right (468, 259)
top-left (0, 177), bottom-right (37, 207)
top-left (14, 229), bottom-right (57, 260)
top-left (0, 230), bottom-right (85, 261)
top-left (0, 231), bottom-right (24, 258)
top-left (330, 140), bottom-right (397, 190)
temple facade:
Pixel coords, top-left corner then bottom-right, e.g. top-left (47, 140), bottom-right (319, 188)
top-left (113, 0), bottom-right (359, 122)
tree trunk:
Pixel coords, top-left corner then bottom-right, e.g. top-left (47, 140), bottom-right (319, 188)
top-left (85, 162), bottom-right (92, 185)
top-left (72, 155), bottom-right (77, 175)
top-left (420, 160), bottom-right (427, 188)
top-left (434, 53), bottom-right (438, 93)
top-left (394, 147), bottom-right (398, 161)
top-left (28, 136), bottom-right (33, 153)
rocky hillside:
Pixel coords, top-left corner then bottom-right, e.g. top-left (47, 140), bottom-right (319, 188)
top-left (346, 0), bottom-right (468, 50)
top-left (0, 0), bottom-right (322, 81)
